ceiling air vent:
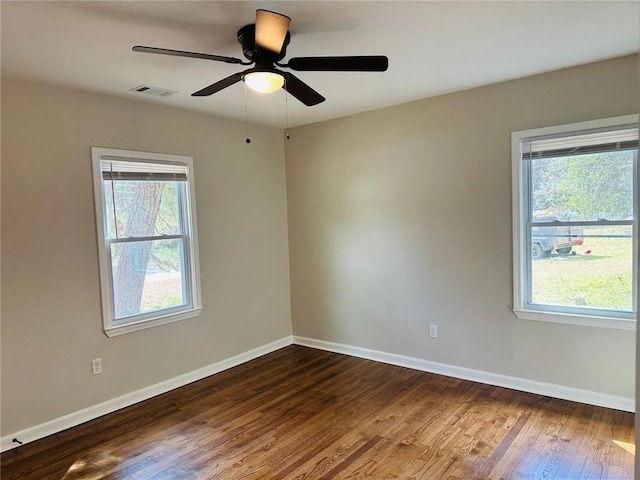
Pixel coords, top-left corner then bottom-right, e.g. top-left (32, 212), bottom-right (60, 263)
top-left (130, 85), bottom-right (178, 97)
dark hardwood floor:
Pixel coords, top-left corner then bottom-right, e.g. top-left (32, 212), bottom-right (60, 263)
top-left (1, 345), bottom-right (634, 479)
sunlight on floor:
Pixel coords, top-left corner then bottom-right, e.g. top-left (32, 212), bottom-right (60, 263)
top-left (61, 450), bottom-right (123, 480)
top-left (612, 440), bottom-right (635, 455)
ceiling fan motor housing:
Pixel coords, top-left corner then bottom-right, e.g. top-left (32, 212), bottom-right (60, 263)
top-left (237, 24), bottom-right (290, 63)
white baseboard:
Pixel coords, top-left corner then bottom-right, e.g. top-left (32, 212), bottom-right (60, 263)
top-left (292, 336), bottom-right (635, 413)
top-left (4, 334), bottom-right (632, 452)
top-left (1, 336), bottom-right (293, 452)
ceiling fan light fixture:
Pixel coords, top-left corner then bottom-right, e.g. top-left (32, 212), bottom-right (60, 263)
top-left (134, 9), bottom-right (387, 106)
top-left (244, 71), bottom-right (284, 94)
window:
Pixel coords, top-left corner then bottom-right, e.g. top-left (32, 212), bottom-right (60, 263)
top-left (512, 115), bottom-right (638, 330)
top-left (91, 147), bottom-right (201, 336)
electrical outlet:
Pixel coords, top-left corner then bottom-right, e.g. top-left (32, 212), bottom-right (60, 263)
top-left (428, 324), bottom-right (438, 338)
top-left (92, 357), bottom-right (103, 375)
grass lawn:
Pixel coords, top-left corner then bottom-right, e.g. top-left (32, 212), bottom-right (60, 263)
top-left (531, 229), bottom-right (634, 311)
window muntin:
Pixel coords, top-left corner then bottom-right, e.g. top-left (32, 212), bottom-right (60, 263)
top-left (513, 116), bottom-right (638, 328)
top-left (92, 148), bottom-right (201, 336)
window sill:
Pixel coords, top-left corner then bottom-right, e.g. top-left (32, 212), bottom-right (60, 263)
top-left (513, 308), bottom-right (636, 330)
top-left (104, 307), bottom-right (203, 337)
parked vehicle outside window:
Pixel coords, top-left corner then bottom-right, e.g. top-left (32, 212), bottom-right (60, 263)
top-left (531, 210), bottom-right (584, 259)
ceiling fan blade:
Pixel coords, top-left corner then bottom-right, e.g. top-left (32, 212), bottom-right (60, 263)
top-left (282, 72), bottom-right (325, 106)
top-left (192, 72), bottom-right (244, 96)
top-left (255, 9), bottom-right (291, 54)
top-left (287, 56), bottom-right (389, 72)
top-left (133, 46), bottom-right (244, 64)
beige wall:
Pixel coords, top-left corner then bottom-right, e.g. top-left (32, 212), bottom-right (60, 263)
top-left (1, 79), bottom-right (292, 435)
top-left (2, 54), bottom-right (638, 439)
top-left (286, 54), bottom-right (638, 398)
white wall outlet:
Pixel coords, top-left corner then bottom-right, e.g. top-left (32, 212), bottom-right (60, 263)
top-left (428, 324), bottom-right (438, 338)
top-left (92, 357), bottom-right (103, 375)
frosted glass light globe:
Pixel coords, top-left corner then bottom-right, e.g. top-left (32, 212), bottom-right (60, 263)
top-left (244, 72), bottom-right (284, 94)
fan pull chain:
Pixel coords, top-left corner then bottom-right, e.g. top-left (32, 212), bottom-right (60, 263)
top-left (243, 82), bottom-right (251, 144)
top-left (284, 77), bottom-right (290, 140)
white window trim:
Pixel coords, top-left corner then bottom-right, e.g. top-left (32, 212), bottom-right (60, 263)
top-left (512, 115), bottom-right (638, 331)
top-left (91, 147), bottom-right (202, 337)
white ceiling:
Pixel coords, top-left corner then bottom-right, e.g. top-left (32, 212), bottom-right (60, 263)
top-left (2, 1), bottom-right (638, 128)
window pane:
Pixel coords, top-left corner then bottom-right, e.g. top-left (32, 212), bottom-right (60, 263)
top-left (530, 150), bottom-right (634, 222)
top-left (110, 238), bottom-right (187, 319)
top-left (104, 180), bottom-right (181, 239)
top-left (530, 225), bottom-right (633, 312)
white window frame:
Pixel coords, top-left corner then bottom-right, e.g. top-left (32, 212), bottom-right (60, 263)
top-left (91, 147), bottom-right (202, 337)
top-left (512, 115), bottom-right (638, 330)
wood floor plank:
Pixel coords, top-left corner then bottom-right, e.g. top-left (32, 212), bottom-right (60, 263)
top-left (1, 346), bottom-right (634, 480)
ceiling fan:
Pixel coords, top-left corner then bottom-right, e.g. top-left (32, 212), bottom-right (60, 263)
top-left (133, 9), bottom-right (388, 106)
